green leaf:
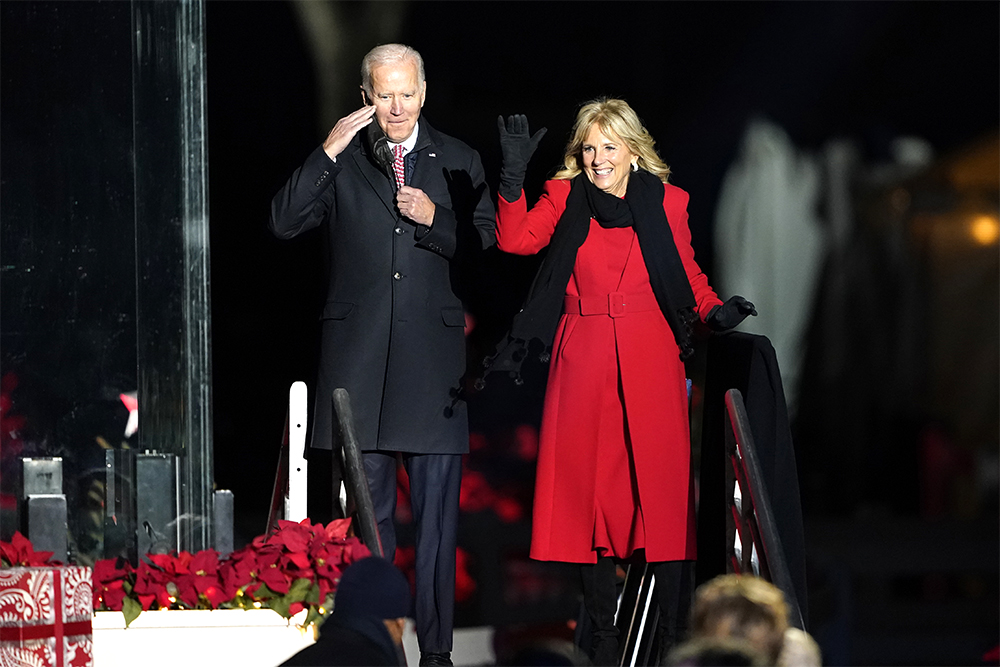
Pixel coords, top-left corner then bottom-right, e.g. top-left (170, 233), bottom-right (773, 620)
top-left (253, 583), bottom-right (278, 601)
top-left (269, 596), bottom-right (291, 619)
top-left (304, 606), bottom-right (324, 630)
top-left (287, 577), bottom-right (312, 602)
top-left (122, 597), bottom-right (142, 628)
top-left (305, 582), bottom-right (321, 605)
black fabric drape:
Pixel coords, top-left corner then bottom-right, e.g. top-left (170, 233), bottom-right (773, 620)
top-left (697, 331), bottom-right (809, 629)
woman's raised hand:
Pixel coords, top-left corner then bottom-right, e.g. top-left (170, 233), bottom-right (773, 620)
top-left (497, 114), bottom-right (547, 202)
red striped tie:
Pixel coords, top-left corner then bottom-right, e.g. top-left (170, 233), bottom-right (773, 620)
top-left (392, 144), bottom-right (405, 188)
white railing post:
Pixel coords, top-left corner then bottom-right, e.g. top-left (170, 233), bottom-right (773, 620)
top-left (285, 381), bottom-right (309, 522)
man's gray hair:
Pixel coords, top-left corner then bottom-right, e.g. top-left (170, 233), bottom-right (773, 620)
top-left (361, 44), bottom-right (425, 95)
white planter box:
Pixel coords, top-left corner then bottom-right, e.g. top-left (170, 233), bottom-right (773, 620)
top-left (93, 609), bottom-right (315, 667)
top-left (94, 609), bottom-right (495, 666)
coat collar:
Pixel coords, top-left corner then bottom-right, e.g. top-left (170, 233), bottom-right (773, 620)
top-left (352, 117), bottom-right (441, 217)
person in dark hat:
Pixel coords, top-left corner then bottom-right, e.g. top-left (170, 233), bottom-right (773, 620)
top-left (281, 557), bottom-right (412, 666)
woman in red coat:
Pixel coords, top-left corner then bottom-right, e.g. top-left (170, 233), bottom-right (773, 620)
top-left (490, 99), bottom-right (756, 664)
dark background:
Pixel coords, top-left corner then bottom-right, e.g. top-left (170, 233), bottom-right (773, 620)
top-left (208, 0), bottom-right (997, 509)
top-left (1, 2), bottom-right (996, 664)
top-left (204, 2), bottom-right (998, 664)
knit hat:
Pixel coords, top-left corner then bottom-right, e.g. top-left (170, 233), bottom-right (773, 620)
top-left (334, 557), bottom-right (411, 619)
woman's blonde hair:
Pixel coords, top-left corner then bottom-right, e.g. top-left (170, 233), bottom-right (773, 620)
top-left (553, 98), bottom-right (670, 183)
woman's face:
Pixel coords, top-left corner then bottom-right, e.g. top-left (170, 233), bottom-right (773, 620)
top-left (581, 124), bottom-right (636, 197)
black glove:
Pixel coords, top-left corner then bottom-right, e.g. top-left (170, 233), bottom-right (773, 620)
top-left (706, 296), bottom-right (757, 331)
top-left (498, 114), bottom-right (546, 202)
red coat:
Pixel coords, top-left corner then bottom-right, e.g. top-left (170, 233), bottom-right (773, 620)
top-left (497, 178), bottom-right (722, 564)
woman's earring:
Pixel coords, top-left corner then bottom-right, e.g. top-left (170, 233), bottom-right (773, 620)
top-left (631, 161), bottom-right (638, 172)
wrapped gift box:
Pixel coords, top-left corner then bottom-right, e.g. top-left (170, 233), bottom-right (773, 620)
top-left (0, 565), bottom-right (93, 667)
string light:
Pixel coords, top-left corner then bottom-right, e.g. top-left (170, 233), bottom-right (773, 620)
top-left (970, 214), bottom-right (1000, 245)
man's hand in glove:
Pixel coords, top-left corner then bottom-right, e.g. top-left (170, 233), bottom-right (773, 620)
top-left (706, 296), bottom-right (758, 331)
top-left (498, 114), bottom-right (546, 202)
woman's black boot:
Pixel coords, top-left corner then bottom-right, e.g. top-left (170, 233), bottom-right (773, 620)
top-left (580, 556), bottom-right (620, 666)
top-left (651, 560), bottom-right (694, 665)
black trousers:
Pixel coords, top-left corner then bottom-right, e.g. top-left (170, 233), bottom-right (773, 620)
top-left (363, 451), bottom-right (462, 654)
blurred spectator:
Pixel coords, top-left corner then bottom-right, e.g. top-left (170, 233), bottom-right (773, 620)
top-left (777, 627), bottom-right (821, 667)
top-left (687, 574), bottom-right (821, 667)
top-left (666, 637), bottom-right (766, 667)
top-left (281, 557), bottom-right (411, 666)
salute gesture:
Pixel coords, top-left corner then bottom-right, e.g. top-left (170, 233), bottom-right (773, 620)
top-left (322, 105), bottom-right (377, 160)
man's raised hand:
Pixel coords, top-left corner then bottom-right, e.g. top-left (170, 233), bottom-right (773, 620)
top-left (323, 105), bottom-right (378, 160)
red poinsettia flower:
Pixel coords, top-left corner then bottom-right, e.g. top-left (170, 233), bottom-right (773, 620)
top-left (97, 578), bottom-right (128, 610)
top-left (147, 552), bottom-right (185, 576)
top-left (92, 558), bottom-right (133, 609)
top-left (176, 549), bottom-right (225, 607)
top-left (256, 561), bottom-right (291, 594)
top-left (6, 515), bottom-right (383, 625)
top-left (280, 552), bottom-right (313, 581)
top-left (0, 531), bottom-right (55, 566)
top-left (271, 520), bottom-right (313, 554)
top-left (218, 557), bottom-right (253, 600)
top-left (324, 518), bottom-right (352, 542)
top-left (189, 549), bottom-right (220, 576)
top-left (254, 544), bottom-right (283, 568)
top-left (132, 561), bottom-right (173, 609)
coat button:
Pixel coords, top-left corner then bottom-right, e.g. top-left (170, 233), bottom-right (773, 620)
top-left (394, 227), bottom-right (404, 235)
top-left (393, 272), bottom-right (402, 280)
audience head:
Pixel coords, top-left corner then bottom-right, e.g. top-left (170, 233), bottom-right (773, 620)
top-left (689, 574), bottom-right (789, 663)
top-left (777, 627), bottom-right (822, 667)
top-left (666, 637), bottom-right (768, 667)
top-left (334, 556), bottom-right (411, 645)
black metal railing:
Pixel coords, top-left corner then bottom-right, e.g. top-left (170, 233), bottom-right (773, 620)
top-left (724, 387), bottom-right (804, 630)
top-left (615, 562), bottom-right (658, 667)
top-left (266, 384), bottom-right (383, 558)
top-left (331, 388), bottom-right (384, 558)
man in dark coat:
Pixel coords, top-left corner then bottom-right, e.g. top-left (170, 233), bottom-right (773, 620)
top-left (270, 44), bottom-right (495, 666)
top-left (280, 556), bottom-right (412, 666)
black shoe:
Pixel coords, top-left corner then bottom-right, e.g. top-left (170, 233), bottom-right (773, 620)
top-left (419, 652), bottom-right (453, 666)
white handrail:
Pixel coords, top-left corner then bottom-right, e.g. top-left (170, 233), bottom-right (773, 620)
top-left (285, 381), bottom-right (309, 522)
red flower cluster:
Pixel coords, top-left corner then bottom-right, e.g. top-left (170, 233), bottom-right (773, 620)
top-left (0, 531), bottom-right (56, 567)
top-left (88, 518), bottom-right (370, 627)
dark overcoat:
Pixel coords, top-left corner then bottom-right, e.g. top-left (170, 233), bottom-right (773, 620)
top-left (270, 118), bottom-right (495, 453)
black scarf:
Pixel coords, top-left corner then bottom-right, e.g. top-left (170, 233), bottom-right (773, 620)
top-left (483, 169), bottom-right (698, 385)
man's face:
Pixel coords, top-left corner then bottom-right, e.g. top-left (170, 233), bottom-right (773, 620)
top-left (365, 60), bottom-right (425, 143)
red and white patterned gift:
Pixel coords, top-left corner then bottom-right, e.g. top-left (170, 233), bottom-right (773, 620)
top-left (0, 566), bottom-right (93, 667)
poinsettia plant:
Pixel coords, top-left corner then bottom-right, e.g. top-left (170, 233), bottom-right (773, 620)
top-left (0, 530), bottom-right (56, 567)
top-left (2, 518), bottom-right (370, 629)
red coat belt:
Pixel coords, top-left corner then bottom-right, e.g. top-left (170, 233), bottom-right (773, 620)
top-left (563, 292), bottom-right (659, 318)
